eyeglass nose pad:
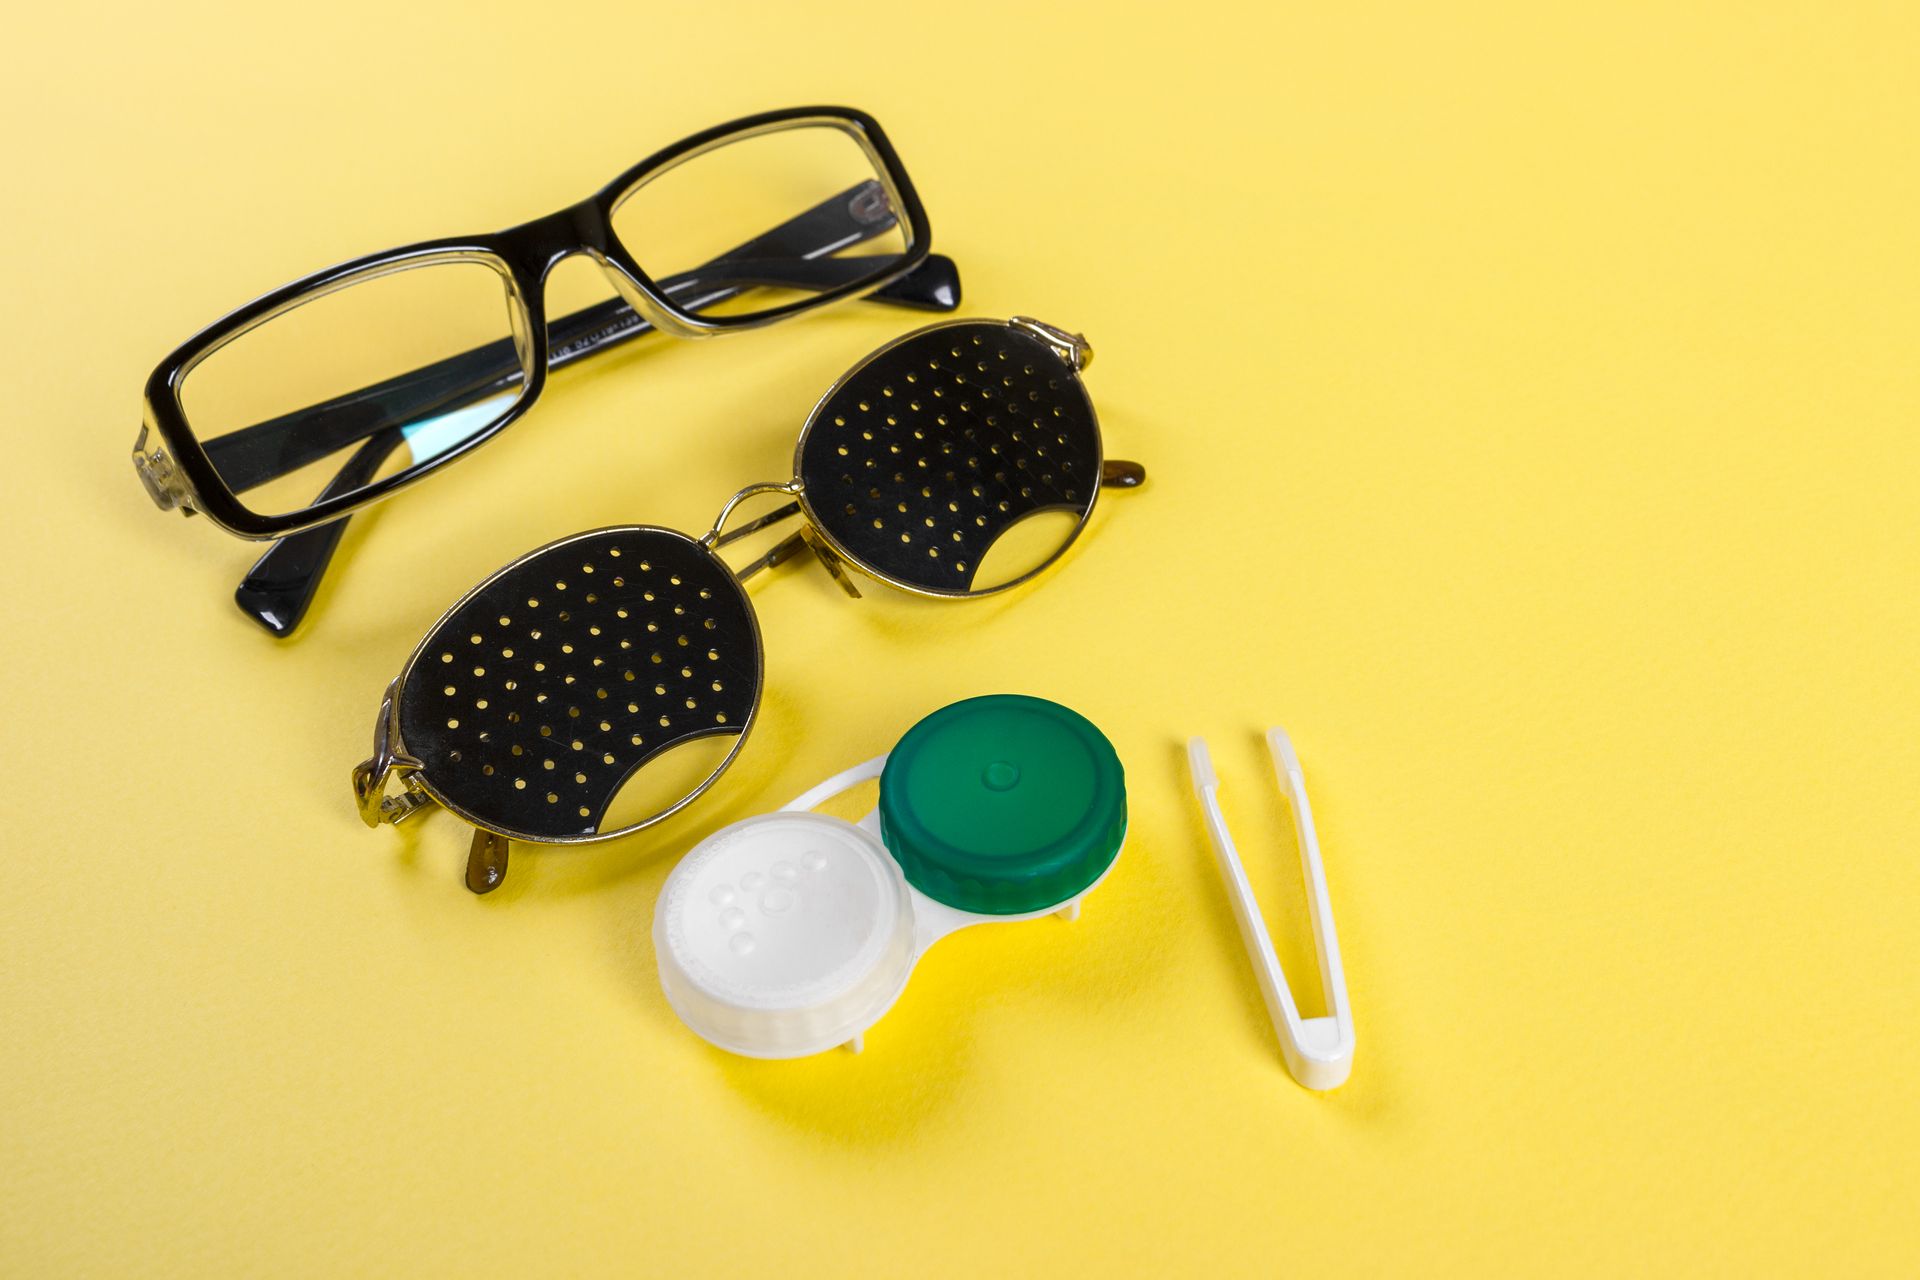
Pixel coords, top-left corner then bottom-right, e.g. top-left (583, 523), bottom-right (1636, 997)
top-left (596, 260), bottom-right (694, 340)
top-left (799, 527), bottom-right (863, 599)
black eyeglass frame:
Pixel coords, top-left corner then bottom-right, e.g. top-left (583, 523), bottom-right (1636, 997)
top-left (133, 105), bottom-right (937, 544)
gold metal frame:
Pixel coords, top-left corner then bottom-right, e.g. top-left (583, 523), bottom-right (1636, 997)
top-left (354, 317), bottom-right (1139, 891)
top-left (352, 525), bottom-right (763, 850)
top-left (787, 315), bottom-right (1104, 600)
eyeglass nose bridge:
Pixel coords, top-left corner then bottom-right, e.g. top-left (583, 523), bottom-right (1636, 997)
top-left (491, 201), bottom-right (615, 291)
top-left (496, 200), bottom-right (704, 346)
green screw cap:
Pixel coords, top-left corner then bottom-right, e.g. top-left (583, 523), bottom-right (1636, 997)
top-left (879, 695), bottom-right (1126, 915)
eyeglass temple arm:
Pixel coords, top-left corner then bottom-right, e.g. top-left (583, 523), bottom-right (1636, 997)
top-left (722, 462), bottom-right (1148, 593)
top-left (231, 193), bottom-right (959, 635)
top-left (704, 496), bottom-right (858, 595)
top-left (235, 429), bottom-right (408, 635)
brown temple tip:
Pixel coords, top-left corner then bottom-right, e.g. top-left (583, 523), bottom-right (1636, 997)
top-left (1101, 459), bottom-right (1147, 489)
top-left (465, 830), bottom-right (511, 895)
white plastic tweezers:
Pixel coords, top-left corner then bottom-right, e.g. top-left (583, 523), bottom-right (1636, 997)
top-left (1186, 728), bottom-right (1355, 1090)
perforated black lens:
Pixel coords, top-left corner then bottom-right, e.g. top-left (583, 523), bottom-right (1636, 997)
top-left (797, 322), bottom-right (1100, 594)
top-left (396, 527), bottom-right (761, 841)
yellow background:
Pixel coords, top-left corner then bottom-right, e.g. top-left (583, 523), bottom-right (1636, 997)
top-left (3, 3), bottom-right (1916, 1274)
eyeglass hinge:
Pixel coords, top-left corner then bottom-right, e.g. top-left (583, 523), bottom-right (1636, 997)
top-left (1011, 316), bottom-right (1094, 372)
top-left (131, 425), bottom-right (195, 513)
top-left (352, 679), bottom-right (432, 827)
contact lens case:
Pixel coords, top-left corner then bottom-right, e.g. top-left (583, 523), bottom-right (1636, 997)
top-left (653, 694), bottom-right (1125, 1058)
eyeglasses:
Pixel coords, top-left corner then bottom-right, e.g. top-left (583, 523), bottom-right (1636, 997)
top-left (350, 316), bottom-right (1146, 893)
top-left (130, 106), bottom-right (959, 636)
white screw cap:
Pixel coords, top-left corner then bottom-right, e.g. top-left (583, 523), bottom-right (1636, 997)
top-left (653, 812), bottom-right (915, 1059)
